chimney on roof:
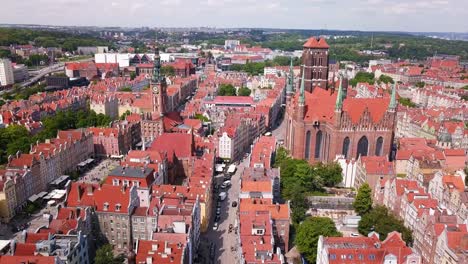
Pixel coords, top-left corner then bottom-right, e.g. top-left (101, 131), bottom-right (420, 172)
top-left (86, 185), bottom-right (93, 196)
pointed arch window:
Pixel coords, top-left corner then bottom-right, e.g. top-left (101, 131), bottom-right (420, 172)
top-left (357, 136), bottom-right (369, 158)
top-left (305, 131), bottom-right (311, 160)
top-left (342, 137), bottom-right (350, 159)
top-left (375, 137), bottom-right (384, 156)
top-left (315, 131), bottom-right (322, 159)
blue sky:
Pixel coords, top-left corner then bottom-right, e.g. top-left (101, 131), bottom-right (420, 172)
top-left (2, 0), bottom-right (467, 32)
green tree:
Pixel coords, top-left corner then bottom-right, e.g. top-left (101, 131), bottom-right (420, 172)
top-left (94, 244), bottom-right (125, 264)
top-left (194, 113), bottom-right (209, 122)
top-left (238, 87), bottom-right (252, 96)
top-left (295, 217), bottom-right (342, 263)
top-left (415, 81), bottom-right (425, 88)
top-left (120, 110), bottom-right (132, 121)
top-left (161, 65), bottom-right (175, 76)
top-left (119, 86), bottom-right (132, 92)
top-left (353, 183), bottom-right (373, 216)
top-left (349, 72), bottom-right (375, 87)
top-left (129, 72), bottom-right (136, 80)
top-left (358, 205), bottom-right (413, 245)
top-left (274, 147), bottom-right (289, 168)
top-left (290, 188), bottom-right (308, 224)
top-left (315, 162), bottom-right (343, 187)
top-left (398, 97), bottom-right (417, 108)
top-left (218, 84), bottom-right (237, 96)
top-left (379, 74), bottom-right (394, 84)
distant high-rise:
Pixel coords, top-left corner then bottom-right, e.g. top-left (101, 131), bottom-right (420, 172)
top-left (299, 37), bottom-right (330, 92)
top-left (0, 58), bottom-right (14, 86)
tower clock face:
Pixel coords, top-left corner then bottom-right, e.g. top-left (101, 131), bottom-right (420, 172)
top-left (153, 86), bottom-right (159, 93)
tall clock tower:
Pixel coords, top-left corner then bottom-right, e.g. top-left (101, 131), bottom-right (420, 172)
top-left (151, 47), bottom-right (167, 117)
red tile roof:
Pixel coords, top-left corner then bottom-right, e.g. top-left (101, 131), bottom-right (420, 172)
top-left (135, 240), bottom-right (184, 264)
top-left (303, 37), bottom-right (330, 49)
top-left (0, 256), bottom-right (57, 264)
top-left (66, 182), bottom-right (132, 213)
top-left (150, 133), bottom-right (193, 159)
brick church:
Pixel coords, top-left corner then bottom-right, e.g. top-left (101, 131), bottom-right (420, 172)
top-left (285, 37), bottom-right (397, 163)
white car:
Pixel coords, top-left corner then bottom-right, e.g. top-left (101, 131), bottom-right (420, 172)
top-left (221, 180), bottom-right (231, 189)
top-left (350, 233), bottom-right (360, 237)
top-left (213, 222), bottom-right (219, 230)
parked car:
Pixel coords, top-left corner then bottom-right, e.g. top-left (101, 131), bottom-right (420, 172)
top-left (350, 233), bottom-right (360, 237)
top-left (231, 201), bottom-right (237, 207)
top-left (213, 222), bottom-right (219, 231)
top-left (221, 180), bottom-right (231, 189)
top-left (210, 243), bottom-right (215, 259)
top-left (219, 192), bottom-right (227, 201)
top-left (216, 208), bottom-right (221, 215)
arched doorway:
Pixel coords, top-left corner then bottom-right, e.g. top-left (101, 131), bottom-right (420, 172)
top-left (305, 131), bottom-right (311, 160)
top-left (342, 137), bottom-right (350, 159)
top-left (357, 136), bottom-right (369, 158)
top-left (375, 137), bottom-right (384, 156)
top-left (314, 131), bottom-right (322, 159)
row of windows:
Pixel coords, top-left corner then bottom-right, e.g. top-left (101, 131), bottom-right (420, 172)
top-left (329, 253), bottom-right (375, 260)
top-left (304, 132), bottom-right (384, 160)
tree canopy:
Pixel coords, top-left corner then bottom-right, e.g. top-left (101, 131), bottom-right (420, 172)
top-left (0, 109), bottom-right (112, 164)
top-left (349, 72), bottom-right (375, 87)
top-left (353, 183), bottom-right (373, 216)
top-left (379, 74), bottom-right (394, 84)
top-left (94, 244), bottom-right (125, 264)
top-left (161, 65), bottom-right (175, 76)
top-left (295, 217), bottom-right (342, 263)
top-left (274, 147), bottom-right (342, 224)
top-left (398, 97), bottom-right (417, 108)
top-left (238, 87), bottom-right (252, 96)
top-left (358, 205), bottom-right (413, 245)
top-left (218, 84), bottom-right (237, 96)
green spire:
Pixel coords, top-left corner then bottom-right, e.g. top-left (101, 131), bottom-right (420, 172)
top-left (286, 57), bottom-right (294, 94)
top-left (389, 83), bottom-right (397, 110)
top-left (335, 76), bottom-right (343, 110)
top-left (289, 57), bottom-right (294, 91)
top-left (299, 66), bottom-right (305, 105)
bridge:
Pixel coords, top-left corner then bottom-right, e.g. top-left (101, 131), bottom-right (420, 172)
top-left (20, 63), bottom-right (65, 87)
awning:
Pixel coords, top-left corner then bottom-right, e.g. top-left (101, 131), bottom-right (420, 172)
top-left (28, 194), bottom-right (39, 203)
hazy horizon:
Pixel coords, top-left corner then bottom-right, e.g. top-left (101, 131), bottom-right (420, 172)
top-left (1, 0), bottom-right (467, 33)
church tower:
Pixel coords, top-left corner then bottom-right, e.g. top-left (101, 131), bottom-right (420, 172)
top-left (151, 47), bottom-right (167, 117)
top-left (300, 37), bottom-right (329, 92)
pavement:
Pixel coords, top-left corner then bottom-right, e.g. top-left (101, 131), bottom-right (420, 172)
top-left (200, 155), bottom-right (250, 264)
top-left (272, 108), bottom-right (286, 142)
top-left (79, 159), bottom-right (119, 183)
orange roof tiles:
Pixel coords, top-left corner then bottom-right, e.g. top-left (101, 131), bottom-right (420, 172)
top-left (303, 37), bottom-right (330, 49)
top-left (135, 240), bottom-right (184, 264)
top-left (241, 180), bottom-right (272, 193)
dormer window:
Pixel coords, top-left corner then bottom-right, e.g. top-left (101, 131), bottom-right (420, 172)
top-left (113, 179), bottom-right (120, 186)
top-left (103, 202), bottom-right (109, 211)
top-left (115, 203), bottom-right (121, 211)
top-left (123, 180), bottom-right (130, 187)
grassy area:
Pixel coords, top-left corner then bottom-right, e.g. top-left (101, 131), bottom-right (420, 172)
top-left (58, 55), bottom-right (92, 62)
